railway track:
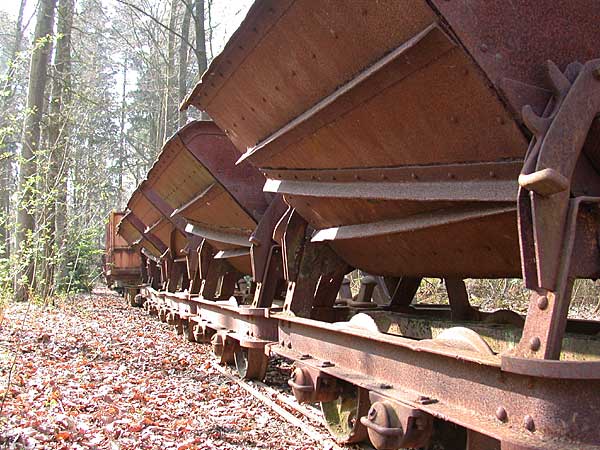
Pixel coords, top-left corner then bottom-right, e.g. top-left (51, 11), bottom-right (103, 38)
top-left (210, 360), bottom-right (344, 449)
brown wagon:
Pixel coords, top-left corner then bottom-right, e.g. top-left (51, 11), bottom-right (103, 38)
top-left (122, 120), bottom-right (287, 378)
top-left (186, 1), bottom-right (600, 448)
top-left (103, 211), bottom-right (142, 291)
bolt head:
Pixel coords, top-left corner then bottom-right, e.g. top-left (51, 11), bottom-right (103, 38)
top-left (524, 415), bottom-right (535, 431)
top-left (496, 406), bottom-right (508, 422)
top-left (529, 336), bottom-right (541, 351)
top-left (537, 296), bottom-right (548, 310)
top-left (368, 407), bottom-right (377, 420)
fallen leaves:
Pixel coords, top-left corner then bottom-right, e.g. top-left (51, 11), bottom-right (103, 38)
top-left (0, 289), bottom-right (325, 449)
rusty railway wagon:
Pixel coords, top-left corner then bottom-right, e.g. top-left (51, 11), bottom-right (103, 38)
top-left (108, 1), bottom-right (600, 449)
top-left (118, 120), bottom-right (290, 378)
top-left (103, 211), bottom-right (142, 300)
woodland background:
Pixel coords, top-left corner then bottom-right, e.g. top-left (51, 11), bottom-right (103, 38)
top-left (0, 0), bottom-right (252, 303)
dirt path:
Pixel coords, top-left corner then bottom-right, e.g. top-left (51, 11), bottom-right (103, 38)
top-left (0, 291), bottom-right (328, 450)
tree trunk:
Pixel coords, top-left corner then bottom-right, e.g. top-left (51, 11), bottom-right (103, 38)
top-left (206, 0), bottom-right (213, 61)
top-left (0, 0), bottom-right (27, 260)
top-left (193, 0), bottom-right (206, 76)
top-left (193, 0), bottom-right (208, 120)
top-left (118, 57), bottom-right (127, 207)
top-left (45, 0), bottom-right (74, 297)
top-left (16, 0), bottom-right (57, 301)
top-left (162, 0), bottom-right (178, 142)
top-left (178, 1), bottom-right (191, 128)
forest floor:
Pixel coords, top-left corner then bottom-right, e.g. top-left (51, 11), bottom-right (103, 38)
top-left (0, 290), bottom-right (333, 450)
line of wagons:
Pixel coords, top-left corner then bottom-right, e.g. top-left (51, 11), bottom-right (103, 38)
top-left (103, 1), bottom-right (600, 449)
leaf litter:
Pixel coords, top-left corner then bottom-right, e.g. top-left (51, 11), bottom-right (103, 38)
top-left (0, 290), bottom-right (332, 449)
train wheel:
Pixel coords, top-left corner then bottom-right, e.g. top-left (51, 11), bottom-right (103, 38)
top-left (182, 320), bottom-right (196, 342)
top-left (174, 319), bottom-right (184, 335)
top-left (211, 333), bottom-right (235, 364)
top-left (321, 381), bottom-right (370, 444)
top-left (234, 347), bottom-right (268, 380)
top-left (133, 294), bottom-right (144, 307)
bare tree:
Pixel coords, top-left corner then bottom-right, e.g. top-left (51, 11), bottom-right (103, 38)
top-left (0, 0), bottom-right (27, 260)
top-left (178, 0), bottom-right (191, 128)
top-left (16, 0), bottom-right (57, 301)
top-left (162, 0), bottom-right (179, 142)
top-left (45, 0), bottom-right (74, 296)
top-left (193, 0), bottom-right (206, 76)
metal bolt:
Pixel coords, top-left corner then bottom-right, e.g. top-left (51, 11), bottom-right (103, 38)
top-left (480, 44), bottom-right (488, 53)
top-left (489, 171), bottom-right (496, 178)
top-left (524, 415), bottom-right (535, 431)
top-left (320, 361), bottom-right (334, 368)
top-left (379, 383), bottom-right (392, 389)
top-left (496, 406), bottom-right (508, 422)
top-left (368, 407), bottom-right (377, 420)
top-left (537, 295), bottom-right (548, 310)
top-left (448, 173), bottom-right (455, 179)
top-left (411, 173), bottom-right (418, 180)
top-left (300, 354), bottom-right (311, 360)
top-left (529, 336), bottom-right (541, 351)
top-left (417, 395), bottom-right (437, 405)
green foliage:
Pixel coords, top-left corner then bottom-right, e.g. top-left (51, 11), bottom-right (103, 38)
top-left (63, 225), bottom-right (104, 292)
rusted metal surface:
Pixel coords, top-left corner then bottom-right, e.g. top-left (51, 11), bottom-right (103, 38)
top-left (119, 211), bottom-right (167, 256)
top-left (361, 392), bottom-right (433, 450)
top-left (518, 61), bottom-right (600, 291)
top-left (176, 121), bottom-right (268, 221)
top-left (142, 120), bottom-right (273, 284)
top-left (122, 1), bottom-right (600, 447)
top-left (516, 197), bottom-right (600, 360)
top-left (188, 3), bottom-right (532, 280)
top-left (274, 315), bottom-right (600, 449)
top-left (429, 0), bottom-right (600, 118)
top-left (104, 211), bottom-right (142, 286)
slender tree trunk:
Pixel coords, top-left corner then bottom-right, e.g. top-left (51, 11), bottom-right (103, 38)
top-left (162, 0), bottom-right (178, 142)
top-left (16, 0), bottom-right (57, 301)
top-left (45, 0), bottom-right (74, 297)
top-left (193, 0), bottom-right (207, 119)
top-left (118, 57), bottom-right (127, 207)
top-left (178, 2), bottom-right (191, 128)
top-left (206, 0), bottom-right (213, 61)
top-left (0, 0), bottom-right (27, 260)
top-left (193, 0), bottom-right (206, 76)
